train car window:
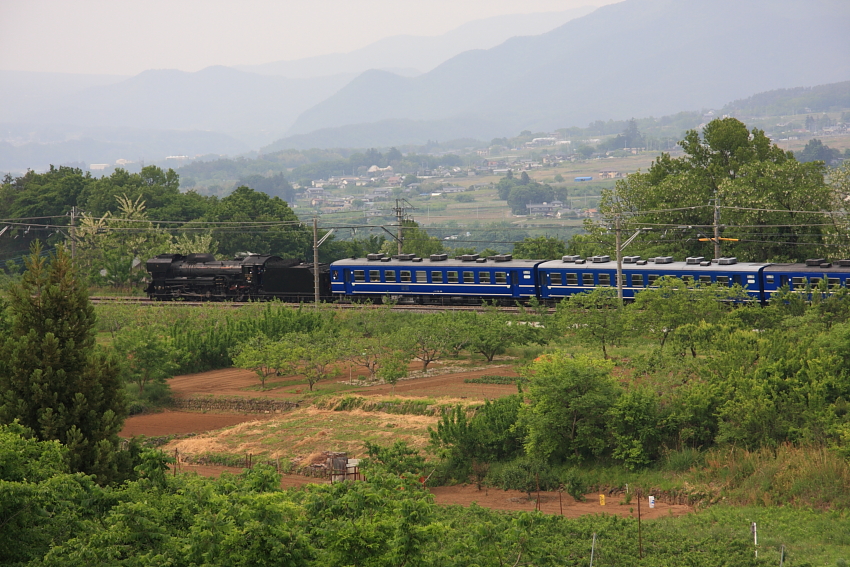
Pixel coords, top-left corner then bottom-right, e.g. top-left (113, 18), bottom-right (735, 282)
top-left (550, 272), bottom-right (562, 285)
top-left (620, 274), bottom-right (628, 286)
top-left (400, 270), bottom-right (412, 282)
top-left (566, 273), bottom-right (578, 286)
top-left (447, 271), bottom-right (459, 284)
top-left (582, 273), bottom-right (594, 286)
top-left (385, 271), bottom-right (397, 283)
top-left (369, 270), bottom-right (380, 282)
top-left (683, 275), bottom-right (695, 287)
top-left (631, 274), bottom-right (644, 287)
top-left (463, 271), bottom-right (475, 284)
top-left (431, 271), bottom-right (443, 283)
top-left (647, 274), bottom-right (659, 286)
top-left (791, 277), bottom-right (806, 289)
top-left (766, 275), bottom-right (775, 284)
top-left (332, 270), bottom-right (340, 281)
top-left (354, 270), bottom-right (365, 282)
top-left (732, 275), bottom-right (743, 286)
top-left (416, 270), bottom-right (427, 282)
top-left (810, 277), bottom-right (821, 286)
top-left (598, 273), bottom-right (611, 286)
top-left (480, 272), bottom-right (491, 284)
top-left (495, 272), bottom-right (507, 285)
top-left (829, 277), bottom-right (841, 288)
top-left (699, 275), bottom-right (712, 284)
top-left (716, 276), bottom-right (730, 285)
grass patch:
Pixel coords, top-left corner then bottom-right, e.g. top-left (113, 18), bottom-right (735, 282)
top-left (165, 406), bottom-right (438, 463)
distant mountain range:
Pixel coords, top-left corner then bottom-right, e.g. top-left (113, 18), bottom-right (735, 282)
top-left (2, 0), bottom-right (849, 171)
top-left (282, 0), bottom-right (850, 146)
top-left (235, 7), bottom-right (596, 78)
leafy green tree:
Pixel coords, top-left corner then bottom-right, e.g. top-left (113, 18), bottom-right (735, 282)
top-left (278, 329), bottom-right (343, 391)
top-left (467, 305), bottom-right (533, 361)
top-left (607, 387), bottom-right (663, 469)
top-left (0, 244), bottom-right (126, 481)
top-left (402, 313), bottom-right (459, 370)
top-left (512, 235), bottom-right (566, 259)
top-left (797, 138), bottom-right (841, 163)
top-left (556, 287), bottom-right (626, 359)
top-left (518, 353), bottom-right (619, 463)
top-left (379, 220), bottom-right (444, 257)
top-left (234, 335), bottom-right (297, 390)
top-left (203, 185), bottom-right (312, 258)
top-left (597, 117), bottom-right (840, 262)
top-left (114, 325), bottom-right (180, 394)
top-left (630, 277), bottom-right (744, 348)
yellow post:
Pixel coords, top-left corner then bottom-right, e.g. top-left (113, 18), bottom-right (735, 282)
top-left (599, 494), bottom-right (606, 506)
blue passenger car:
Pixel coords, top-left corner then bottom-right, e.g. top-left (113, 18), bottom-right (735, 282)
top-left (538, 255), bottom-right (770, 302)
top-left (762, 259), bottom-right (850, 300)
top-left (330, 254), bottom-right (544, 304)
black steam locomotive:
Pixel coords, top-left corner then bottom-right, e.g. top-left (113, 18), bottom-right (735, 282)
top-left (145, 253), bottom-right (331, 301)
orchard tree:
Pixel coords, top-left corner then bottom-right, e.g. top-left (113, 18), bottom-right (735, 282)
top-left (114, 325), bottom-right (180, 394)
top-left (556, 287), bottom-right (626, 359)
top-left (0, 243), bottom-right (126, 481)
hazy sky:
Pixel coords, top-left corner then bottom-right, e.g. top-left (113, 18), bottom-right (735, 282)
top-left (1, 0), bottom-right (619, 76)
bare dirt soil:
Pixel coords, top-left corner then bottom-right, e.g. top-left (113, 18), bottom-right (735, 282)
top-left (120, 410), bottom-right (272, 437)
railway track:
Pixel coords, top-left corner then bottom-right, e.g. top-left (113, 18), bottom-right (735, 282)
top-left (88, 296), bottom-right (551, 313)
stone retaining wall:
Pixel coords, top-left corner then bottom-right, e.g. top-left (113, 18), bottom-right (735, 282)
top-left (173, 397), bottom-right (301, 413)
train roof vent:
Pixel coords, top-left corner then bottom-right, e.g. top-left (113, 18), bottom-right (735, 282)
top-left (686, 256), bottom-right (705, 265)
top-left (460, 254), bottom-right (480, 262)
top-left (380, 256), bottom-right (391, 262)
top-left (575, 258), bottom-right (586, 264)
top-left (562, 255), bottom-right (582, 263)
top-left (492, 254), bottom-right (512, 262)
top-left (592, 255), bottom-right (611, 263)
top-left (429, 253), bottom-right (448, 261)
top-left (636, 260), bottom-right (647, 265)
top-left (367, 253), bottom-right (384, 261)
top-left (718, 257), bottom-right (738, 265)
top-left (806, 258), bottom-right (827, 266)
top-left (476, 257), bottom-right (487, 263)
top-left (821, 262), bottom-right (832, 268)
top-left (186, 253), bottom-right (216, 264)
top-left (654, 256), bottom-right (674, 264)
top-left (623, 255), bottom-right (641, 264)
top-left (412, 257), bottom-right (423, 262)
top-left (700, 261), bottom-right (712, 266)
top-left (837, 259), bottom-right (850, 267)
top-left (395, 253), bottom-right (415, 261)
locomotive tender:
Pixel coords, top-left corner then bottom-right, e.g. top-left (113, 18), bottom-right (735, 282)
top-left (146, 251), bottom-right (850, 304)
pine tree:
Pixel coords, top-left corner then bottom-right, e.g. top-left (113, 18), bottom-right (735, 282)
top-left (0, 242), bottom-right (126, 482)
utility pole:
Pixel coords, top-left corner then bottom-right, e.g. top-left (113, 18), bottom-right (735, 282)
top-left (312, 217), bottom-right (335, 306)
top-left (393, 199), bottom-right (404, 255)
top-left (615, 213), bottom-right (623, 303)
top-left (69, 206), bottom-right (77, 260)
top-left (313, 216), bottom-right (319, 304)
top-left (713, 196), bottom-right (721, 260)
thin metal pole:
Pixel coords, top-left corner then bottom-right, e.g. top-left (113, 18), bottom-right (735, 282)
top-left (313, 216), bottom-right (320, 305)
top-left (713, 195), bottom-right (721, 259)
top-left (615, 213), bottom-right (623, 303)
top-left (637, 488), bottom-right (643, 559)
top-left (589, 532), bottom-right (597, 567)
